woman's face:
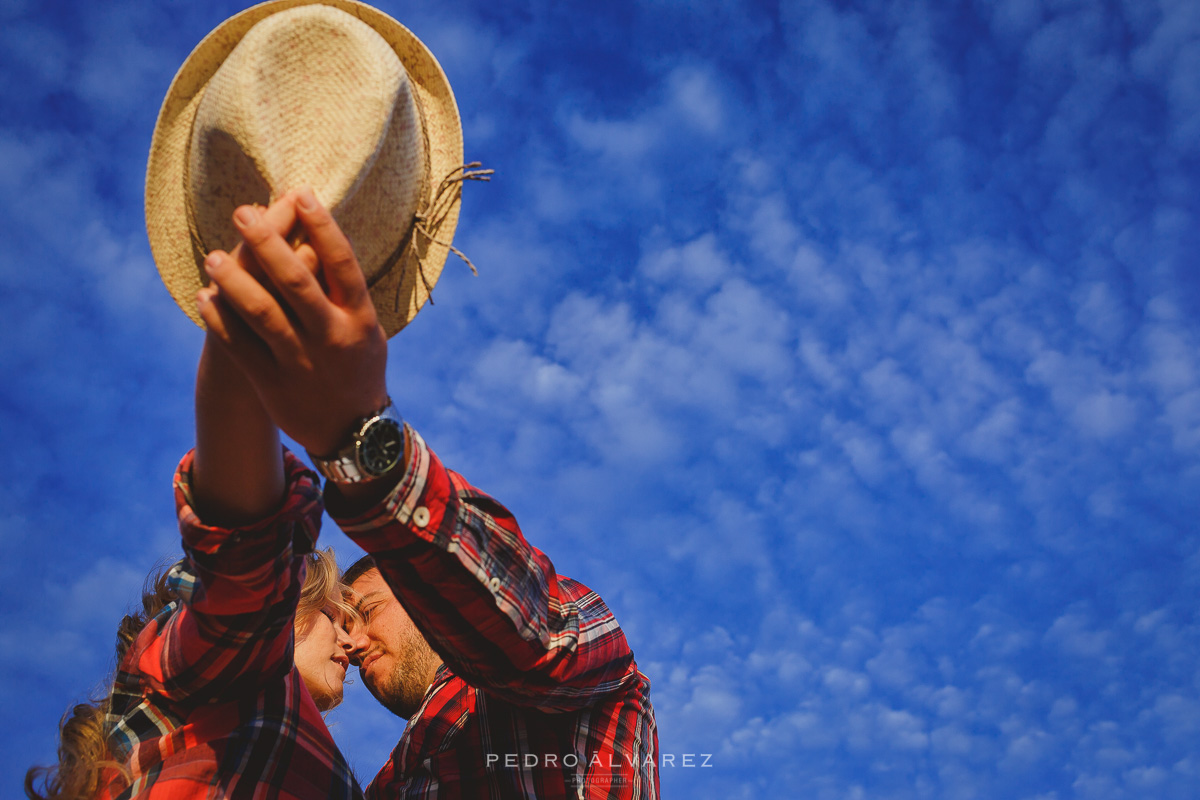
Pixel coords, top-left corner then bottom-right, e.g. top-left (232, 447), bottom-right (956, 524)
top-left (294, 605), bottom-right (353, 711)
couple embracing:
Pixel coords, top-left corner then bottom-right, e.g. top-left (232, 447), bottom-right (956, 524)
top-left (28, 3), bottom-right (658, 798)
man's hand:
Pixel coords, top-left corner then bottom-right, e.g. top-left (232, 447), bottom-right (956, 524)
top-left (198, 187), bottom-right (389, 457)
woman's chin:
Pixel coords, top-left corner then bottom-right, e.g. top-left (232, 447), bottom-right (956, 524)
top-left (305, 679), bottom-right (345, 712)
top-left (316, 693), bottom-right (341, 712)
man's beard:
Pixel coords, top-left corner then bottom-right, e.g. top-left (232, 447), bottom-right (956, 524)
top-left (364, 664), bottom-right (417, 719)
top-left (362, 634), bottom-right (441, 720)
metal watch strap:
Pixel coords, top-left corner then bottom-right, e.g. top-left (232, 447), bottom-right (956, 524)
top-left (308, 400), bottom-right (404, 484)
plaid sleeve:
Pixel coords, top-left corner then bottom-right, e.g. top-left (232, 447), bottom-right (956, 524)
top-left (328, 425), bottom-right (635, 713)
top-left (130, 448), bottom-right (323, 705)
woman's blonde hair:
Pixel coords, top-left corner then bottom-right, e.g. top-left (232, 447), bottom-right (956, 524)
top-left (25, 568), bottom-right (175, 800)
top-left (27, 549), bottom-right (356, 800)
top-left (296, 547), bottom-right (358, 632)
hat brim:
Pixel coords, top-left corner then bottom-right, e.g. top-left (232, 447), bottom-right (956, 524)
top-left (145, 0), bottom-right (463, 337)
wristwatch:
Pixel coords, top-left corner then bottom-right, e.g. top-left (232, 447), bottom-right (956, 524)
top-left (308, 400), bottom-right (405, 484)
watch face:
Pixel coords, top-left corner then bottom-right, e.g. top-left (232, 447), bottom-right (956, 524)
top-left (358, 418), bottom-right (404, 476)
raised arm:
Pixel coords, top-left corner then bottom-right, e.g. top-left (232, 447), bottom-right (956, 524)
top-left (190, 334), bottom-right (283, 526)
top-left (127, 196), bottom-right (323, 703)
top-left (201, 190), bottom-right (636, 708)
top-left (329, 427), bottom-right (636, 711)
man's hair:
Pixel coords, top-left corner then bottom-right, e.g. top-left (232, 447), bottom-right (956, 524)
top-left (341, 554), bottom-right (378, 587)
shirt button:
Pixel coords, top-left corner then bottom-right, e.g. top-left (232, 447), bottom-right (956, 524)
top-left (413, 506), bottom-right (430, 528)
top-left (488, 576), bottom-right (502, 593)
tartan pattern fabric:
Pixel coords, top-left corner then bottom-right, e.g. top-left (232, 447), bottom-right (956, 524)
top-left (100, 449), bottom-right (364, 800)
top-left (329, 426), bottom-right (661, 799)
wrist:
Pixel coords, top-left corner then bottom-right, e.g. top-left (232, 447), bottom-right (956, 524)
top-left (308, 385), bottom-right (389, 455)
top-left (308, 398), bottom-right (405, 484)
top-left (320, 419), bottom-right (409, 516)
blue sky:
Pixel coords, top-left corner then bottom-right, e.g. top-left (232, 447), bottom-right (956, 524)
top-left (3, 0), bottom-right (1200, 797)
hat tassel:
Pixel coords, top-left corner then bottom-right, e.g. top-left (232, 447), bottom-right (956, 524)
top-left (405, 162), bottom-right (493, 308)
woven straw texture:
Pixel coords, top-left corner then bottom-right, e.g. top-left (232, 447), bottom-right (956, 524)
top-left (146, 0), bottom-right (463, 337)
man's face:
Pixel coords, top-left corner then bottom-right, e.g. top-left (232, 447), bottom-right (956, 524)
top-left (347, 568), bottom-right (442, 720)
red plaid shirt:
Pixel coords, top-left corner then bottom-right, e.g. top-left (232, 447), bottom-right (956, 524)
top-left (328, 426), bottom-right (660, 800)
top-left (100, 450), bottom-right (364, 800)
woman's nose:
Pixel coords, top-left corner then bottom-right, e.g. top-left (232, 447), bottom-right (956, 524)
top-left (341, 625), bottom-right (368, 658)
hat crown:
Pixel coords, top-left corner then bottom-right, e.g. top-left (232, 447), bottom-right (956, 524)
top-left (186, 4), bottom-right (425, 272)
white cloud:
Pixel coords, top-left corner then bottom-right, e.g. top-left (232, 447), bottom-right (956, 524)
top-left (1130, 0), bottom-right (1200, 152)
top-left (565, 113), bottom-right (659, 163)
top-left (822, 666), bottom-right (871, 698)
top-left (1140, 310), bottom-right (1199, 398)
top-left (821, 416), bottom-right (889, 487)
top-left (1072, 390), bottom-right (1138, 439)
top-left (420, 20), bottom-right (499, 83)
top-left (693, 278), bottom-right (793, 381)
top-left (639, 232), bottom-right (730, 291)
top-left (1073, 281), bottom-right (1131, 345)
top-left (664, 66), bottom-right (725, 135)
top-left (61, 557), bottom-right (147, 626)
top-left (1025, 349), bottom-right (1137, 440)
top-left (559, 62), bottom-right (736, 211)
top-left (739, 189), bottom-right (802, 268)
top-left (874, 706), bottom-right (929, 752)
top-left (1143, 693), bottom-right (1200, 742)
top-left (1044, 609), bottom-right (1110, 660)
top-left (0, 627), bottom-right (105, 682)
top-left (790, 242), bottom-right (851, 309)
top-left (961, 399), bottom-right (1023, 464)
top-left (798, 333), bottom-right (848, 391)
top-left (548, 293), bottom-right (636, 365)
top-left (455, 338), bottom-right (584, 412)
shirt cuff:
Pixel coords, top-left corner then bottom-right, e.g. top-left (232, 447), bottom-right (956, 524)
top-left (175, 447), bottom-right (323, 557)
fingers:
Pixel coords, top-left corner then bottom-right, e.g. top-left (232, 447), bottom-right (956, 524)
top-left (196, 286), bottom-right (275, 377)
top-left (230, 217), bottom-right (320, 288)
top-left (261, 192), bottom-right (299, 237)
top-left (203, 250), bottom-right (304, 364)
top-left (227, 195), bottom-right (299, 283)
top-left (294, 242), bottom-right (321, 277)
top-left (233, 200), bottom-right (332, 333)
top-left (294, 186), bottom-right (371, 311)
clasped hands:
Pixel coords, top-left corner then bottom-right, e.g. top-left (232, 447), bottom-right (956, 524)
top-left (198, 187), bottom-right (389, 459)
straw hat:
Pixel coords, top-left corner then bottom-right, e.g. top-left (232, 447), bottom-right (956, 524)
top-left (146, 0), bottom-right (466, 336)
